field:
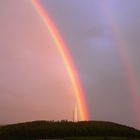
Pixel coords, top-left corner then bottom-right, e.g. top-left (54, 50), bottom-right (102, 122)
top-left (64, 137), bottom-right (140, 140)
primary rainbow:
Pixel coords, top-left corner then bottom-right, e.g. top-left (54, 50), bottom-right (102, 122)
top-left (31, 0), bottom-right (88, 121)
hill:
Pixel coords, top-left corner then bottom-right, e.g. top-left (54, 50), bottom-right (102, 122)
top-left (0, 120), bottom-right (140, 139)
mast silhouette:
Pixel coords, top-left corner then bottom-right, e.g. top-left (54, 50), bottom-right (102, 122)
top-left (73, 104), bottom-right (78, 122)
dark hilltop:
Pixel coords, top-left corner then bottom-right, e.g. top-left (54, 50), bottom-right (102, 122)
top-left (0, 120), bottom-right (140, 139)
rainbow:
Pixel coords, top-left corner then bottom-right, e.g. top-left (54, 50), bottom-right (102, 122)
top-left (100, 2), bottom-right (140, 126)
top-left (31, 0), bottom-right (88, 121)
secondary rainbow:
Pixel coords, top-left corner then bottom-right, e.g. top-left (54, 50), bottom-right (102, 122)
top-left (31, 0), bottom-right (88, 121)
top-left (100, 1), bottom-right (140, 126)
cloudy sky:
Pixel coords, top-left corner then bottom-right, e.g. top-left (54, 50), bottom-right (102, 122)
top-left (0, 0), bottom-right (140, 129)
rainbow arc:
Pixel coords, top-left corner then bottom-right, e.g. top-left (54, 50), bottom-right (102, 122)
top-left (100, 1), bottom-right (140, 126)
top-left (31, 0), bottom-right (88, 121)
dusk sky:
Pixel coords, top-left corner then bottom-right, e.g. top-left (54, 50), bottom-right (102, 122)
top-left (0, 0), bottom-right (140, 129)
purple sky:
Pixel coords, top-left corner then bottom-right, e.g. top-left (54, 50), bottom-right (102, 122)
top-left (0, 0), bottom-right (140, 129)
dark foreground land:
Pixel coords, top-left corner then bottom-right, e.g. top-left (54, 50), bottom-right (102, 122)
top-left (1, 137), bottom-right (140, 140)
top-left (65, 137), bottom-right (140, 140)
top-left (0, 121), bottom-right (140, 140)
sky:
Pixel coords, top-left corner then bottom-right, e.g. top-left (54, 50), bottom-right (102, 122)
top-left (0, 0), bottom-right (140, 129)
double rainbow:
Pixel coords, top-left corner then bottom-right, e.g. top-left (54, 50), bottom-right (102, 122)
top-left (31, 0), bottom-right (88, 121)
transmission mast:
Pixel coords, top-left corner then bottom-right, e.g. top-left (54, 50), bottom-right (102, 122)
top-left (73, 104), bottom-right (78, 122)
